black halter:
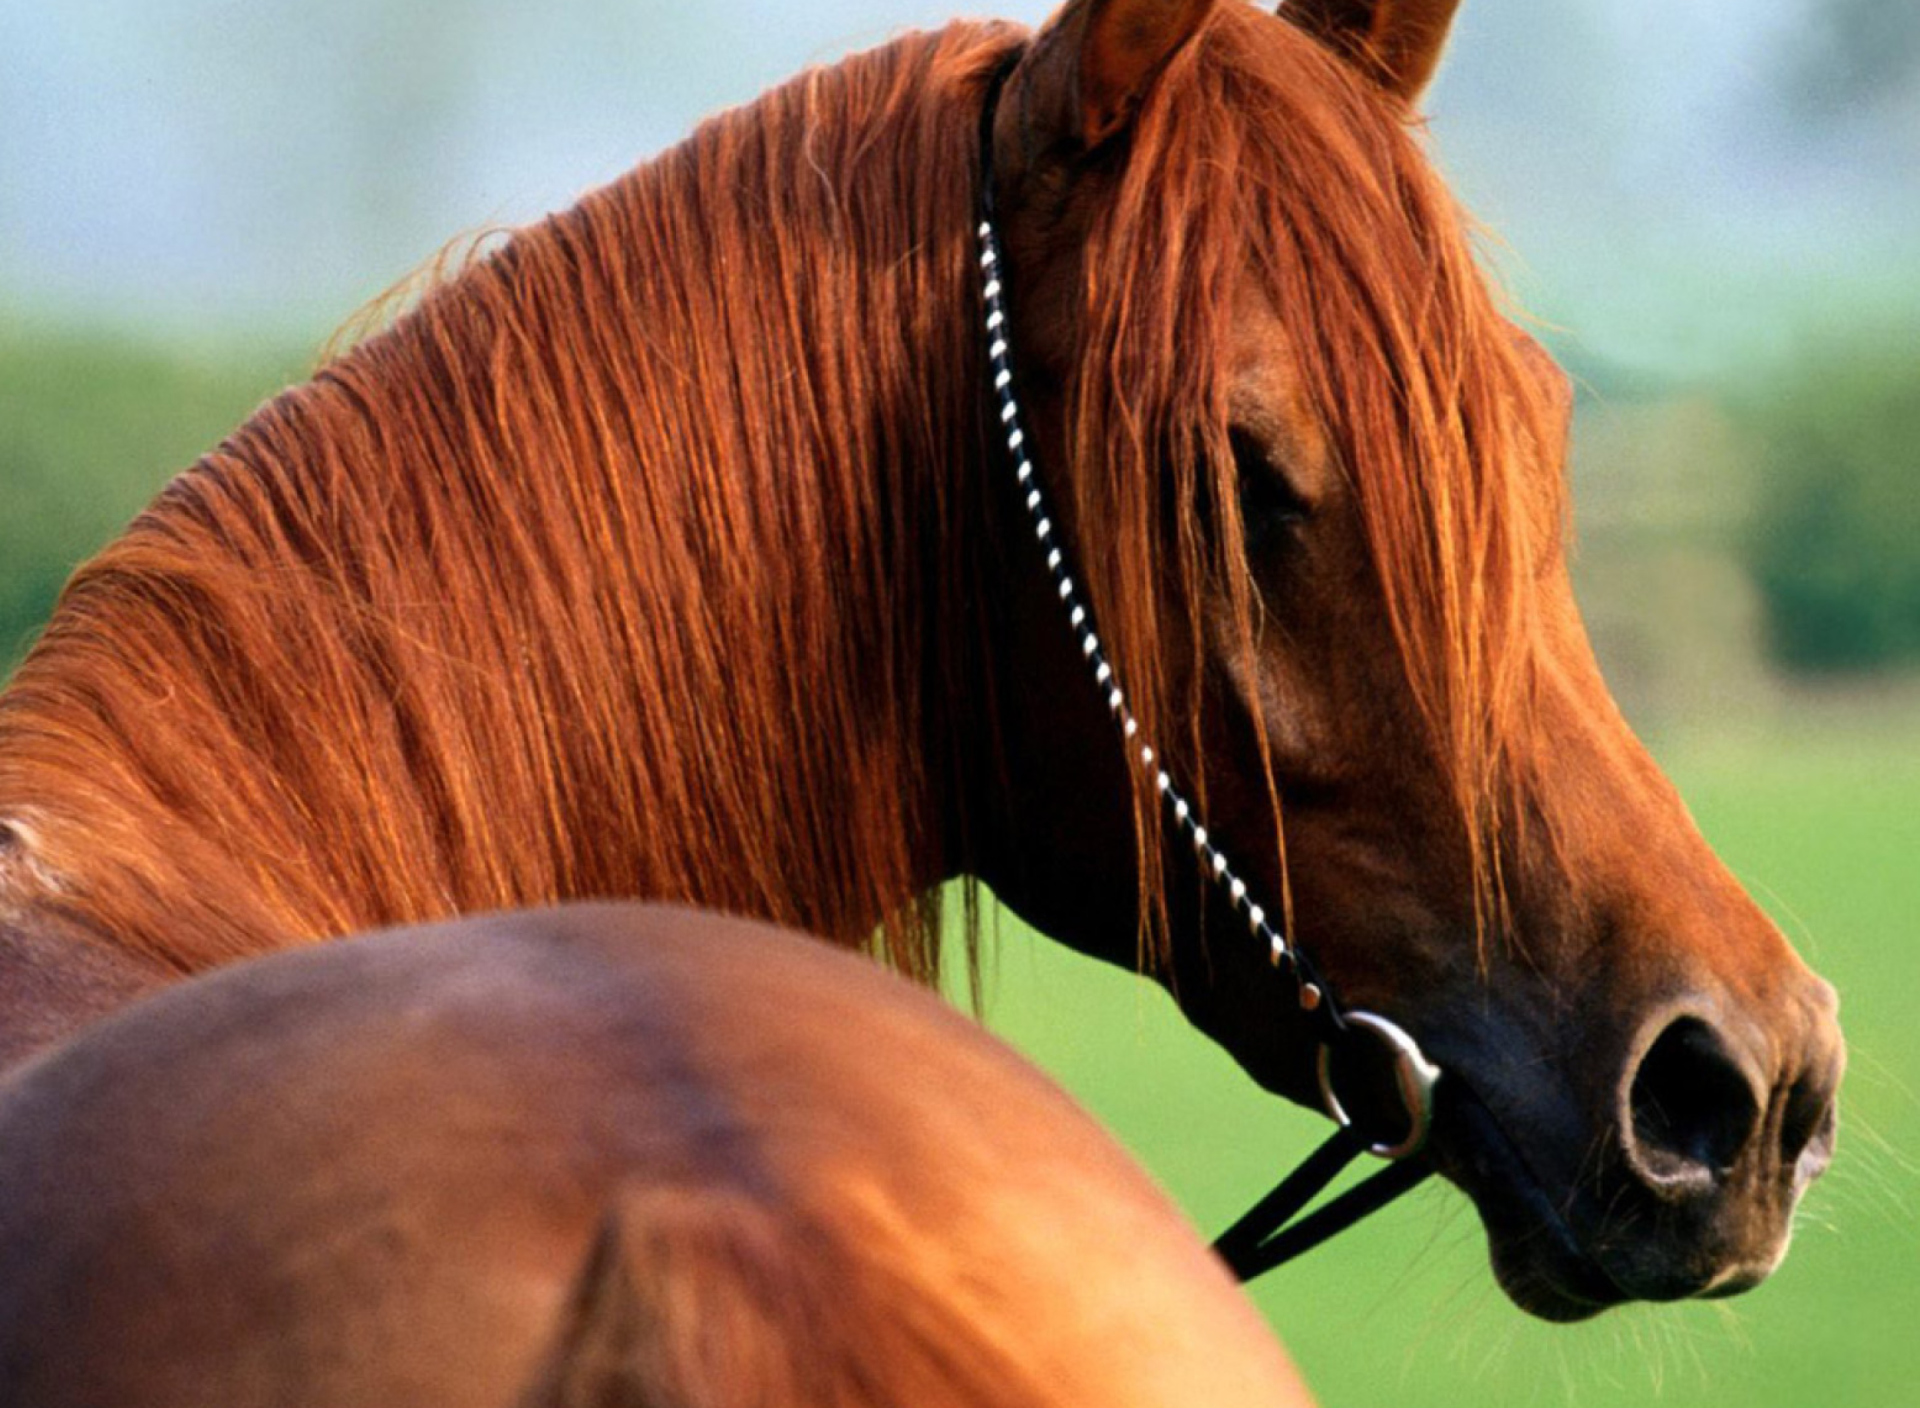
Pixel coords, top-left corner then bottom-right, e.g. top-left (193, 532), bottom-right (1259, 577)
top-left (976, 61), bottom-right (1439, 1280)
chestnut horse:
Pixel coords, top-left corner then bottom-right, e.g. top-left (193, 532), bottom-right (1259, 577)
top-left (0, 0), bottom-right (1841, 1319)
top-left (0, 903), bottom-right (1311, 1407)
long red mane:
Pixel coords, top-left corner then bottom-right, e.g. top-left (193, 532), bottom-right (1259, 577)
top-left (0, 24), bottom-right (1022, 977)
top-left (0, 8), bottom-right (1556, 981)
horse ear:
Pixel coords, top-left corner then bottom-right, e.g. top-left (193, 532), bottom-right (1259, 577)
top-left (1033, 0), bottom-right (1218, 150)
top-left (1279, 0), bottom-right (1462, 104)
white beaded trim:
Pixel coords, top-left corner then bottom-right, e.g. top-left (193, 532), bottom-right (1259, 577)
top-left (976, 215), bottom-right (1316, 996)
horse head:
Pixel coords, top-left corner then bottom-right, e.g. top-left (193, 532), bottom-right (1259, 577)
top-left (973, 0), bottom-right (1844, 1320)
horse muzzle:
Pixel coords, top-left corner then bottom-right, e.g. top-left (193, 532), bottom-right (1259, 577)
top-left (1423, 980), bottom-right (1845, 1322)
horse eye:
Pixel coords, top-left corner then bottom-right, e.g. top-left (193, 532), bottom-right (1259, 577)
top-left (1230, 428), bottom-right (1308, 544)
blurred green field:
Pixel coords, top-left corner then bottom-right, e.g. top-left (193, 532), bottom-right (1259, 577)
top-left (967, 719), bottom-right (1920, 1407)
top-left (3, 331), bottom-right (1915, 1405)
top-left (0, 328), bottom-right (310, 670)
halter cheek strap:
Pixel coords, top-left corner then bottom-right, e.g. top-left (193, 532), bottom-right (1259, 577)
top-left (976, 61), bottom-right (1439, 1279)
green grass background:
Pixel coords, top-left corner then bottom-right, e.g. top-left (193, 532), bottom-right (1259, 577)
top-left (0, 328), bottom-right (311, 669)
top-left (3, 333), bottom-right (1915, 1406)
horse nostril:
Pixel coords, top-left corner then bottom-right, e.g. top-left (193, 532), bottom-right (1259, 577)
top-left (1780, 1043), bottom-right (1843, 1185)
top-left (1782, 1076), bottom-right (1837, 1174)
top-left (1624, 1016), bottom-right (1763, 1193)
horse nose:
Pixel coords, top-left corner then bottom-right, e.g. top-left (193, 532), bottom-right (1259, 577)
top-left (1621, 1013), bottom-right (1765, 1195)
top-left (1619, 985), bottom-right (1843, 1198)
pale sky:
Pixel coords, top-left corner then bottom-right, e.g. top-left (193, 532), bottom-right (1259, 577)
top-left (3, 0), bottom-right (1913, 375)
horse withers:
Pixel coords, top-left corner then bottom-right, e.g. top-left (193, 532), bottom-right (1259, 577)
top-left (0, 0), bottom-right (1842, 1319)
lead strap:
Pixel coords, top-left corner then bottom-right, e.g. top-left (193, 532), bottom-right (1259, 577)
top-left (1212, 1127), bottom-right (1436, 1278)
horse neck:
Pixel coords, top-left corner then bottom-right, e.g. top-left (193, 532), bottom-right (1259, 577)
top-left (0, 27), bottom-right (1011, 987)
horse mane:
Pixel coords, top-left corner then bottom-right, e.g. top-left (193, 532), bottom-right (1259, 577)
top-left (0, 23), bottom-right (1023, 978)
top-left (0, 6), bottom-right (1559, 986)
top-left (1060, 4), bottom-right (1566, 954)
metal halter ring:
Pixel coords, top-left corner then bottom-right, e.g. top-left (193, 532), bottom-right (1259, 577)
top-left (1315, 1011), bottom-right (1442, 1159)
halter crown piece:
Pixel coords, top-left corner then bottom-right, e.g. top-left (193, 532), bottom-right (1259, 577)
top-left (976, 66), bottom-right (1439, 1281)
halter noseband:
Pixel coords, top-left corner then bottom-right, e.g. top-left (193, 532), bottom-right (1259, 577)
top-left (976, 62), bottom-right (1439, 1280)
